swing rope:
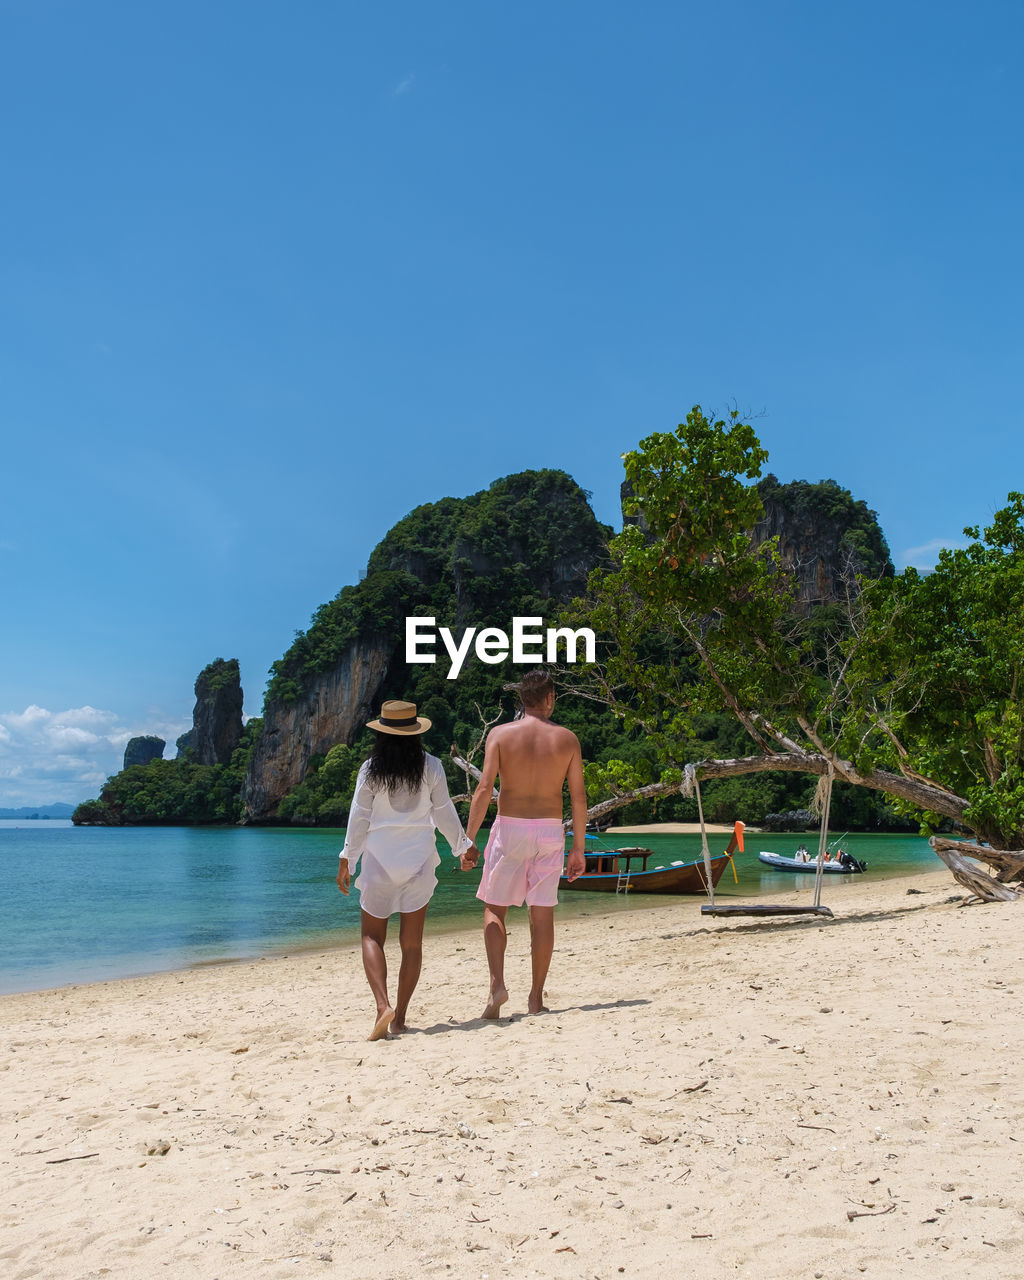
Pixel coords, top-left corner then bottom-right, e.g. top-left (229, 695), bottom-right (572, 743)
top-left (695, 773), bottom-right (715, 907)
top-left (810, 765), bottom-right (834, 911)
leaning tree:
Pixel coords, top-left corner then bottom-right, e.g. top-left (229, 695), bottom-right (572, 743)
top-left (572, 407), bottom-right (1024, 902)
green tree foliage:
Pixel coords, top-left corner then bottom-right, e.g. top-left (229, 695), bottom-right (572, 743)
top-left (276, 743), bottom-right (365, 826)
top-left (578, 407), bottom-right (998, 843)
top-left (845, 496), bottom-right (1024, 847)
top-left (201, 657), bottom-right (242, 693)
top-left (581, 406), bottom-right (802, 747)
top-left (73, 720), bottom-right (263, 826)
top-left (266, 469), bottom-right (612, 708)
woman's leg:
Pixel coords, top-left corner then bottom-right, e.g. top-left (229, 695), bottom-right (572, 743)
top-left (393, 903), bottom-right (429, 1033)
top-left (360, 910), bottom-right (394, 1040)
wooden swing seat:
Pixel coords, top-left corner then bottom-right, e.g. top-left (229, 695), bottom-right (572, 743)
top-left (700, 903), bottom-right (834, 919)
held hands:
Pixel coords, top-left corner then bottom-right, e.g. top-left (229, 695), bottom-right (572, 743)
top-left (566, 848), bottom-right (586, 882)
top-left (460, 843), bottom-right (482, 871)
top-left (336, 860), bottom-right (351, 895)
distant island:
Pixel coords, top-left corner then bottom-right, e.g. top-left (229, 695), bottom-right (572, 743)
top-left (0, 804), bottom-right (76, 819)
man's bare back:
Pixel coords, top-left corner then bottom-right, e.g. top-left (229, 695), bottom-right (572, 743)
top-left (487, 716), bottom-right (580, 820)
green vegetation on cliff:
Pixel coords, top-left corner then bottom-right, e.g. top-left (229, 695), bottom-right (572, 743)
top-left (73, 720), bottom-right (263, 826)
top-left (265, 469), bottom-right (611, 706)
top-left (757, 475), bottom-right (893, 582)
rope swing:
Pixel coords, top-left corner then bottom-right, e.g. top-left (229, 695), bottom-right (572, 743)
top-left (699, 765), bottom-right (836, 920)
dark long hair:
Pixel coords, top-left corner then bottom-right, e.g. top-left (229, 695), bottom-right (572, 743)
top-left (365, 730), bottom-right (426, 795)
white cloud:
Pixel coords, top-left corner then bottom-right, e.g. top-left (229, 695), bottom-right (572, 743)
top-left (0, 705), bottom-right (189, 808)
top-left (394, 72), bottom-right (416, 95)
top-left (897, 537), bottom-right (970, 572)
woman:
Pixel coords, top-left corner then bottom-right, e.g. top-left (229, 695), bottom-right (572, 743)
top-left (337, 699), bottom-right (479, 1040)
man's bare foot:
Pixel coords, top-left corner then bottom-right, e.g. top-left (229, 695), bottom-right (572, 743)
top-left (391, 1019), bottom-right (408, 1035)
top-left (482, 986), bottom-right (509, 1019)
top-left (368, 1007), bottom-right (395, 1041)
top-left (527, 994), bottom-right (549, 1015)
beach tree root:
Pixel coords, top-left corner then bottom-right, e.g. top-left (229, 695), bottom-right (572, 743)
top-left (928, 838), bottom-right (1023, 903)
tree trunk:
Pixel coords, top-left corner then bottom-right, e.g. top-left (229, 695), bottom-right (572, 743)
top-left (578, 778), bottom-right (692, 827)
top-left (928, 838), bottom-right (1021, 903)
top-left (682, 752), bottom-right (968, 824)
top-left (929, 836), bottom-right (1024, 892)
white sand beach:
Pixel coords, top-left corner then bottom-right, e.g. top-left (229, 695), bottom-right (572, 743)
top-left (3, 867), bottom-right (1022, 1280)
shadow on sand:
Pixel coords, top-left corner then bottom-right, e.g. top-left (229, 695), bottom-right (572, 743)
top-left (400, 996), bottom-right (651, 1037)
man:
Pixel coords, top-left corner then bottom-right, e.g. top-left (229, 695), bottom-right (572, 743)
top-left (464, 669), bottom-right (587, 1018)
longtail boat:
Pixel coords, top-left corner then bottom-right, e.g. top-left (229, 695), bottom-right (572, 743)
top-left (559, 821), bottom-right (744, 895)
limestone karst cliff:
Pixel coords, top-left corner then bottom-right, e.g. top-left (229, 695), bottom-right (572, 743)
top-left (73, 659), bottom-right (256, 826)
top-left (242, 636), bottom-right (392, 823)
top-left (621, 473), bottom-right (892, 612)
top-left (123, 736), bottom-right (165, 769)
top-left (242, 469), bottom-right (611, 821)
top-left (177, 658), bottom-right (244, 765)
top-left (753, 475), bottom-right (893, 611)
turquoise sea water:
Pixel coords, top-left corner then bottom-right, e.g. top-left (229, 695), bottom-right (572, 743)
top-left (0, 821), bottom-right (938, 995)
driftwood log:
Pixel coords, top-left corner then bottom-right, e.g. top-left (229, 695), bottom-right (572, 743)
top-left (928, 837), bottom-right (1023, 902)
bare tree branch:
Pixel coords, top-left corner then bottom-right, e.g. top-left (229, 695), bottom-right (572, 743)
top-left (450, 753), bottom-right (498, 805)
top-left (750, 713), bottom-right (806, 755)
top-left (688, 633), bottom-right (775, 752)
top-left (679, 750), bottom-right (969, 822)
top-left (928, 839), bottom-right (1022, 903)
top-left (873, 716), bottom-right (961, 795)
top-left (449, 702), bottom-right (504, 803)
top-left (929, 836), bottom-right (1024, 885)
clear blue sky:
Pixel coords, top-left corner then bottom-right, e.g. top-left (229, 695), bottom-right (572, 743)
top-left (2, 1), bottom-right (1022, 805)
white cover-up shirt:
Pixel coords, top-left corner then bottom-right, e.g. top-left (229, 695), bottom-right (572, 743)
top-left (339, 753), bottom-right (472, 876)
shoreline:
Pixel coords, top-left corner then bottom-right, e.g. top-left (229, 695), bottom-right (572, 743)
top-left (5, 865), bottom-right (1023, 1277)
top-left (1, 843), bottom-right (937, 1001)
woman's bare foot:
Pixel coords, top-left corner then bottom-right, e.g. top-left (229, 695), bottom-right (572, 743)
top-left (368, 1007), bottom-right (395, 1041)
top-left (391, 1019), bottom-right (408, 1035)
top-left (482, 985), bottom-right (509, 1019)
top-left (527, 993), bottom-right (549, 1015)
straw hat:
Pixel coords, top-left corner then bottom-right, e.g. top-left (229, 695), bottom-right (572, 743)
top-left (366, 699), bottom-right (432, 735)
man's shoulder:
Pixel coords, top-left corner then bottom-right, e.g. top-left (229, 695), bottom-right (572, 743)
top-left (553, 722), bottom-right (582, 748)
top-left (488, 717), bottom-right (579, 747)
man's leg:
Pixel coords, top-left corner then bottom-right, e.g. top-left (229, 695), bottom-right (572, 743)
top-left (393, 903), bottom-right (429, 1033)
top-left (482, 903), bottom-right (510, 1018)
top-left (527, 905), bottom-right (554, 1014)
top-left (360, 910), bottom-right (395, 1040)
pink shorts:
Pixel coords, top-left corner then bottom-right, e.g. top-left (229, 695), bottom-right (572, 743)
top-left (476, 816), bottom-right (566, 909)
